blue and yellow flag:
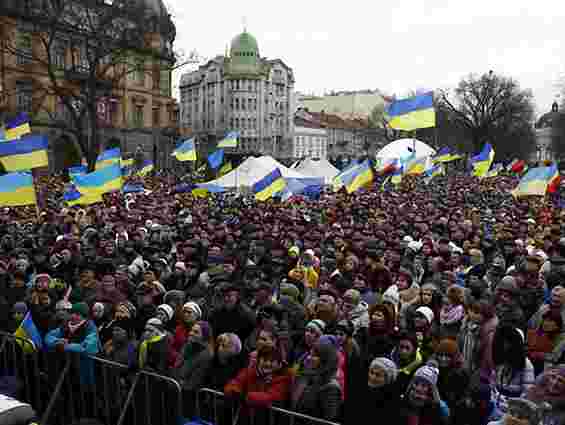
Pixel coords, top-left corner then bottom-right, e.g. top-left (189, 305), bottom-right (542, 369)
top-left (68, 165), bottom-right (87, 176)
top-left (471, 143), bottom-right (495, 178)
top-left (218, 131), bottom-right (239, 148)
top-left (172, 138), bottom-right (197, 161)
top-left (14, 312), bottom-right (43, 353)
top-left (208, 149), bottom-right (224, 169)
top-left (391, 165), bottom-right (403, 185)
top-left (72, 163), bottom-right (122, 201)
top-left (253, 168), bottom-right (286, 201)
top-left (5, 113), bottom-right (31, 141)
top-left (405, 156), bottom-right (428, 175)
top-left (219, 161), bottom-right (233, 176)
top-left (0, 135), bottom-right (49, 171)
top-left (433, 147), bottom-right (462, 163)
top-left (0, 172), bottom-right (36, 207)
top-left (137, 160), bottom-right (154, 176)
top-left (96, 147), bottom-right (121, 169)
top-left (120, 158), bottom-right (134, 174)
top-left (386, 92), bottom-right (436, 131)
top-left (345, 160), bottom-right (374, 193)
top-left (512, 164), bottom-right (558, 198)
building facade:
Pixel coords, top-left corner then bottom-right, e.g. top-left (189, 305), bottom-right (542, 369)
top-left (180, 30), bottom-right (295, 159)
top-left (534, 102), bottom-right (563, 163)
top-left (0, 0), bottom-right (178, 171)
top-left (297, 90), bottom-right (390, 121)
top-left (293, 112), bottom-right (328, 159)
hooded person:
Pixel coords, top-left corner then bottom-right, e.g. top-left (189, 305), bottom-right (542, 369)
top-left (398, 363), bottom-right (450, 425)
top-left (279, 282), bottom-right (307, 346)
top-left (292, 339), bottom-right (343, 422)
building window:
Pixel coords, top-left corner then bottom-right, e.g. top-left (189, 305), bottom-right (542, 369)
top-left (152, 107), bottom-right (160, 127)
top-left (160, 64), bottom-right (171, 96)
top-left (51, 39), bottom-right (66, 69)
top-left (16, 29), bottom-right (32, 65)
top-left (242, 98), bottom-right (246, 110)
top-left (230, 118), bottom-right (234, 128)
top-left (16, 81), bottom-right (33, 113)
top-left (235, 98), bottom-right (239, 110)
top-left (235, 118), bottom-right (240, 128)
top-left (133, 104), bottom-right (144, 127)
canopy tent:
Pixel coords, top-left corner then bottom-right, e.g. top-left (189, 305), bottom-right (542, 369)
top-left (376, 138), bottom-right (436, 161)
top-left (198, 156), bottom-right (323, 192)
top-left (294, 158), bottom-right (339, 184)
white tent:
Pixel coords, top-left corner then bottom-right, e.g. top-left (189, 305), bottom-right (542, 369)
top-left (376, 138), bottom-right (436, 161)
top-left (200, 156), bottom-right (322, 189)
top-left (295, 159), bottom-right (339, 184)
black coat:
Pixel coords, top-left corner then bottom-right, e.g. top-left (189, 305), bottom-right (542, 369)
top-left (210, 304), bottom-right (256, 343)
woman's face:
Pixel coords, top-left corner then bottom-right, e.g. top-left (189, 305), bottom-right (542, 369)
top-left (368, 366), bottom-right (386, 388)
top-left (396, 274), bottom-right (410, 290)
top-left (421, 289), bottom-right (433, 305)
top-left (257, 330), bottom-right (275, 351)
top-left (467, 308), bottom-right (483, 324)
top-left (216, 336), bottom-right (232, 354)
top-left (304, 326), bottom-right (321, 348)
top-left (371, 310), bottom-right (385, 325)
top-left (189, 323), bottom-right (202, 340)
top-left (183, 308), bottom-right (197, 324)
top-left (411, 381), bottom-right (432, 405)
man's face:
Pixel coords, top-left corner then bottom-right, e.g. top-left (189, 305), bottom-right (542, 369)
top-left (80, 270), bottom-right (95, 288)
top-left (317, 295), bottom-right (335, 313)
top-left (224, 291), bottom-right (239, 309)
top-left (398, 339), bottom-right (415, 360)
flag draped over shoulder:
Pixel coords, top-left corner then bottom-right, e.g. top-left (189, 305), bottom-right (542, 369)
top-left (253, 168), bottom-right (286, 201)
top-left (471, 143), bottom-right (495, 178)
top-left (0, 172), bottom-right (36, 207)
top-left (385, 92), bottom-right (436, 131)
top-left (512, 164), bottom-right (558, 198)
top-left (172, 138), bottom-right (197, 161)
top-left (5, 113), bottom-right (31, 141)
top-left (0, 135), bottom-right (49, 171)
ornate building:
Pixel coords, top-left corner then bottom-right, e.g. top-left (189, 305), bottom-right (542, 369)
top-left (180, 30), bottom-right (295, 159)
top-left (534, 102), bottom-right (563, 163)
top-left (0, 0), bottom-right (178, 171)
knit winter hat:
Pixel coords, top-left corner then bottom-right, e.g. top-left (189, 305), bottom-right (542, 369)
top-left (71, 302), bottom-right (89, 318)
top-left (383, 285), bottom-right (400, 306)
top-left (156, 304), bottom-right (174, 322)
top-left (306, 319), bottom-right (326, 335)
top-left (183, 301), bottom-right (202, 320)
top-left (436, 338), bottom-right (458, 355)
top-left (117, 301), bottom-right (137, 318)
top-left (415, 306), bottom-right (434, 324)
top-left (370, 357), bottom-right (398, 385)
top-left (145, 317), bottom-right (163, 329)
top-left (280, 283), bottom-right (300, 301)
top-left (498, 276), bottom-right (518, 293)
top-left (13, 302), bottom-right (28, 314)
top-left (414, 364), bottom-right (439, 387)
top-left (220, 332), bottom-right (242, 354)
top-left (92, 302), bottom-right (105, 319)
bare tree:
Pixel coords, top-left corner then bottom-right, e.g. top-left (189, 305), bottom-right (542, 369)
top-left (2, 0), bottom-right (179, 170)
top-left (439, 71), bottom-right (536, 158)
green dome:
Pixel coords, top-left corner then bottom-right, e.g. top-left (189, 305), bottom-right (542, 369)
top-left (228, 31), bottom-right (260, 74)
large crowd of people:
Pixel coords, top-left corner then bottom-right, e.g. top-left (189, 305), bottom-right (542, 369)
top-left (1, 169), bottom-right (565, 425)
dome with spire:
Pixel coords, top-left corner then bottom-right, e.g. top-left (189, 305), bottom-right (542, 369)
top-left (227, 30), bottom-right (261, 75)
top-left (139, 0), bottom-right (168, 16)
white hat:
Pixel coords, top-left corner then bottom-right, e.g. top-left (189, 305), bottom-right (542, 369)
top-left (383, 285), bottom-right (400, 306)
top-left (182, 301), bottom-right (202, 319)
top-left (156, 304), bottom-right (174, 322)
top-left (415, 306), bottom-right (434, 324)
top-left (146, 317), bottom-right (163, 328)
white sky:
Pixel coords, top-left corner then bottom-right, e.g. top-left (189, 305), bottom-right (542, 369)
top-left (166, 0), bottom-right (565, 117)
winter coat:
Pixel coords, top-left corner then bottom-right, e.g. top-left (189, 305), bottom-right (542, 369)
top-left (210, 303), bottom-right (256, 343)
top-left (396, 398), bottom-right (448, 425)
top-left (346, 302), bottom-right (370, 335)
top-left (294, 378), bottom-right (342, 422)
top-left (180, 340), bottom-right (213, 391)
top-left (224, 366), bottom-right (292, 408)
top-left (169, 323), bottom-right (191, 368)
top-left (349, 382), bottom-right (401, 425)
top-left (458, 316), bottom-right (497, 383)
top-left (204, 353), bottom-right (248, 392)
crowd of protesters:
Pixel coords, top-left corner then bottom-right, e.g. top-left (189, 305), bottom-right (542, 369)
top-left (1, 169), bottom-right (565, 425)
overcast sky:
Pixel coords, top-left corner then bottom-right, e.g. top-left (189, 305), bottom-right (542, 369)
top-left (167, 0), bottom-right (564, 117)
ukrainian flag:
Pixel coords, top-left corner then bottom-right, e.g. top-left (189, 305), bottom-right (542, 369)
top-left (73, 163), bottom-right (122, 199)
top-left (471, 143), bottom-right (495, 178)
top-left (345, 160), bottom-right (374, 193)
top-left (405, 157), bottom-right (428, 175)
top-left (137, 160), bottom-right (154, 176)
top-left (207, 149), bottom-right (224, 169)
top-left (253, 168), bottom-right (286, 201)
top-left (172, 138), bottom-right (197, 161)
top-left (0, 135), bottom-right (49, 171)
top-left (14, 312), bottom-right (43, 353)
top-left (5, 113), bottom-right (31, 141)
top-left (96, 147), bottom-right (121, 169)
top-left (332, 162), bottom-right (361, 191)
top-left (485, 163), bottom-right (503, 178)
top-left (218, 131), bottom-right (239, 148)
top-left (425, 164), bottom-right (444, 178)
top-left (69, 165), bottom-right (87, 176)
top-left (512, 164), bottom-right (558, 198)
top-left (219, 161), bottom-right (232, 176)
top-left (433, 147), bottom-right (462, 163)
top-left (0, 172), bottom-right (36, 207)
top-left (386, 92), bottom-right (436, 131)
top-left (391, 166), bottom-right (403, 185)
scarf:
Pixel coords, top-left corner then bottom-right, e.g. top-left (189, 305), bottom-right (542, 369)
top-left (462, 322), bottom-right (479, 373)
top-left (67, 320), bottom-right (87, 336)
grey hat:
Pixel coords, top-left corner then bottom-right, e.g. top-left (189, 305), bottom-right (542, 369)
top-left (498, 276), bottom-right (518, 293)
top-left (369, 357), bottom-right (398, 385)
top-left (506, 398), bottom-right (543, 425)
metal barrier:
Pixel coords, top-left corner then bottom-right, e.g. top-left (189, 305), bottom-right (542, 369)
top-left (195, 388), bottom-right (341, 425)
top-left (0, 331), bottom-right (182, 425)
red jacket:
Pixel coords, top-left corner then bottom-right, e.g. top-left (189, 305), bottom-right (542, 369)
top-left (168, 324), bottom-right (190, 368)
top-left (224, 367), bottom-right (292, 408)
